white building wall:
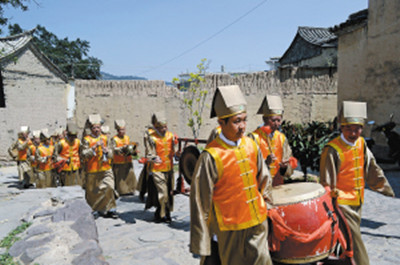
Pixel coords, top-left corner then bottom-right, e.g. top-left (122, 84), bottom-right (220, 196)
top-left (0, 47), bottom-right (68, 161)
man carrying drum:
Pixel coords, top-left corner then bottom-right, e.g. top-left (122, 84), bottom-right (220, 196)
top-left (249, 94), bottom-right (296, 186)
top-left (190, 85), bottom-right (273, 265)
top-left (320, 101), bottom-right (395, 265)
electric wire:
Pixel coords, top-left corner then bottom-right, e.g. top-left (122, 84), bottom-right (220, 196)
top-left (139, 0), bottom-right (269, 75)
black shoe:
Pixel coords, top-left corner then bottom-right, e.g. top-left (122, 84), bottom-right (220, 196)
top-left (92, 211), bottom-right (100, 219)
top-left (154, 216), bottom-right (162, 223)
top-left (139, 192), bottom-right (145, 202)
top-left (165, 208), bottom-right (172, 223)
top-left (164, 216), bottom-right (172, 224)
top-left (167, 216), bottom-right (172, 223)
top-left (105, 211), bottom-right (119, 219)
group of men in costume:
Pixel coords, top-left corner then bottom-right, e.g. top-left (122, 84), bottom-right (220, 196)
top-left (8, 115), bottom-right (140, 218)
top-left (8, 112), bottom-right (178, 222)
top-left (7, 83), bottom-right (395, 264)
top-left (190, 85), bottom-right (395, 265)
top-left (9, 126), bottom-right (68, 188)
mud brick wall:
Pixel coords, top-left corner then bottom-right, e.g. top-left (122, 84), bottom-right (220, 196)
top-left (74, 69), bottom-right (337, 155)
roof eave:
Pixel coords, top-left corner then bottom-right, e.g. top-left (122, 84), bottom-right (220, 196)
top-left (330, 9), bottom-right (368, 36)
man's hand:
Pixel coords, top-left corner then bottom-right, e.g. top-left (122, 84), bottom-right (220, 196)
top-left (102, 146), bottom-right (109, 154)
top-left (279, 159), bottom-right (289, 168)
top-left (265, 154), bottom-right (277, 165)
top-left (153, 156), bottom-right (162, 164)
top-left (330, 188), bottom-right (339, 198)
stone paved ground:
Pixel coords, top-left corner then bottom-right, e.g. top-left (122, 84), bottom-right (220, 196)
top-left (1, 161), bottom-right (399, 264)
top-left (95, 161), bottom-right (197, 265)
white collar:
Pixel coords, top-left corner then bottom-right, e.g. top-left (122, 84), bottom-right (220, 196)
top-left (219, 132), bottom-right (241, 146)
top-left (340, 133), bottom-right (356, 147)
top-left (155, 129), bottom-right (165, 137)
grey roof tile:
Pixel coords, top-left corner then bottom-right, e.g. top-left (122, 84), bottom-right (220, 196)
top-left (298, 26), bottom-right (337, 46)
top-left (0, 29), bottom-right (34, 59)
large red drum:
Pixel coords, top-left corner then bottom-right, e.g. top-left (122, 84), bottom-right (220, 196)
top-left (268, 182), bottom-right (339, 264)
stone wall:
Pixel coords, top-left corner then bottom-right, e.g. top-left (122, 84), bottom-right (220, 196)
top-left (75, 69), bottom-right (337, 154)
top-left (365, 0), bottom-right (400, 125)
top-left (0, 47), bottom-right (68, 161)
top-left (336, 0), bottom-right (400, 144)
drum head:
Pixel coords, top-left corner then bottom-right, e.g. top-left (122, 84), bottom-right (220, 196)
top-left (179, 145), bottom-right (200, 185)
top-left (271, 182), bottom-right (325, 206)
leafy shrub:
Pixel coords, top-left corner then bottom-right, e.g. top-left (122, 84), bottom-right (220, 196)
top-left (281, 120), bottom-right (338, 177)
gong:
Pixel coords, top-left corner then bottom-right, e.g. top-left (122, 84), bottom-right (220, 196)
top-left (179, 145), bottom-right (200, 185)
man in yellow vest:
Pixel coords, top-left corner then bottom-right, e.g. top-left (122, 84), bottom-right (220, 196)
top-left (190, 85), bottom-right (273, 265)
top-left (35, 129), bottom-right (55, 188)
top-left (143, 112), bottom-right (177, 223)
top-left (111, 119), bottom-right (137, 196)
top-left (250, 95), bottom-right (295, 186)
top-left (8, 126), bottom-right (34, 188)
top-left (28, 130), bottom-right (41, 186)
top-left (320, 101), bottom-right (395, 265)
top-left (51, 127), bottom-right (64, 146)
top-left (54, 122), bottom-right (82, 186)
top-left (81, 114), bottom-right (118, 219)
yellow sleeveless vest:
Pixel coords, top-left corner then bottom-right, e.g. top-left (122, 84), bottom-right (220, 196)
top-left (112, 135), bottom-right (132, 164)
top-left (59, 138), bottom-right (81, 171)
top-left (150, 131), bottom-right (174, 172)
top-left (253, 128), bottom-right (285, 177)
top-left (205, 136), bottom-right (267, 231)
top-left (84, 135), bottom-right (111, 173)
top-left (37, 144), bottom-right (54, 171)
top-left (327, 136), bottom-right (365, 206)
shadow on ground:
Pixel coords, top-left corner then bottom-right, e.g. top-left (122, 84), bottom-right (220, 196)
top-left (361, 218), bottom-right (386, 229)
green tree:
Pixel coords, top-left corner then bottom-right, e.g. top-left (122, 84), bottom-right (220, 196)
top-left (0, 0), bottom-right (28, 34)
top-left (173, 58), bottom-right (209, 139)
top-left (8, 23), bottom-right (102, 79)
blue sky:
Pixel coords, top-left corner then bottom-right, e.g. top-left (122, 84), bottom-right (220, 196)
top-left (4, 0), bottom-right (367, 81)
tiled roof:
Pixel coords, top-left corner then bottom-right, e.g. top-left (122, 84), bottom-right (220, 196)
top-left (0, 29), bottom-right (35, 59)
top-left (0, 29), bottom-right (68, 82)
top-left (331, 9), bottom-right (368, 34)
top-left (298, 26), bottom-right (337, 46)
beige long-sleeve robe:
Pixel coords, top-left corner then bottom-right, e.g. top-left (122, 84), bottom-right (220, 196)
top-left (110, 135), bottom-right (137, 195)
top-left (320, 138), bottom-right (394, 265)
top-left (81, 135), bottom-right (116, 213)
top-left (141, 127), bottom-right (175, 219)
top-left (190, 138), bottom-right (273, 265)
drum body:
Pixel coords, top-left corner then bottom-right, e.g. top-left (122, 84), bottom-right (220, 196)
top-left (269, 182), bottom-right (339, 264)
